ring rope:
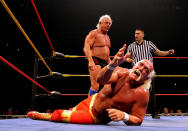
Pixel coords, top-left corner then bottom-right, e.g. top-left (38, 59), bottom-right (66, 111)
top-left (37, 73), bottom-right (188, 78)
top-left (36, 74), bottom-right (89, 79)
top-left (61, 74), bottom-right (188, 77)
top-left (60, 74), bottom-right (187, 77)
top-left (61, 94), bottom-right (88, 96)
top-left (0, 0), bottom-right (53, 74)
top-left (1, 56), bottom-right (188, 96)
top-left (64, 55), bottom-right (86, 58)
top-left (46, 55), bottom-right (188, 59)
top-left (155, 94), bottom-right (188, 96)
top-left (30, 0), bottom-right (56, 56)
top-left (2, 0), bottom-right (188, 97)
top-left (0, 56), bottom-right (89, 96)
top-left (156, 75), bottom-right (188, 77)
top-left (36, 93), bottom-right (88, 96)
top-left (153, 57), bottom-right (188, 59)
top-left (51, 72), bottom-right (89, 78)
top-left (62, 74), bottom-right (89, 77)
top-left (0, 56), bottom-right (53, 95)
top-left (41, 55), bottom-right (188, 59)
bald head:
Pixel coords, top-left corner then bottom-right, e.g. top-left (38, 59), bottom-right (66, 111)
top-left (135, 60), bottom-right (153, 70)
top-left (130, 60), bottom-right (155, 82)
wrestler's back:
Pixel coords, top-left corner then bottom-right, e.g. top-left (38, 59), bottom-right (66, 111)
top-left (91, 31), bottom-right (111, 61)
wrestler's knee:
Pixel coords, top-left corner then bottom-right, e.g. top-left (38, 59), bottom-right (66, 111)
top-left (50, 110), bottom-right (63, 122)
top-left (71, 111), bottom-right (93, 124)
top-left (89, 89), bottom-right (98, 96)
top-left (90, 80), bottom-right (100, 89)
top-left (90, 84), bottom-right (99, 90)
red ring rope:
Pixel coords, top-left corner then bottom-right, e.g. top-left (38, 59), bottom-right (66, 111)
top-left (155, 94), bottom-right (188, 96)
top-left (30, 0), bottom-right (55, 53)
top-left (153, 57), bottom-right (188, 59)
top-left (1, 56), bottom-right (188, 97)
top-left (61, 94), bottom-right (87, 96)
top-left (0, 56), bottom-right (89, 96)
top-left (0, 56), bottom-right (53, 95)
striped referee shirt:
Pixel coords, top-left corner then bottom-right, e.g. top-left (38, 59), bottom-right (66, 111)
top-left (127, 40), bottom-right (157, 65)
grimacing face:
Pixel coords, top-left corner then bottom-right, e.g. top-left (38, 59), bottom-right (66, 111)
top-left (129, 60), bottom-right (153, 82)
top-left (135, 30), bottom-right (144, 41)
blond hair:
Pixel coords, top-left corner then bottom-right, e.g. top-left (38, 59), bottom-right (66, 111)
top-left (96, 14), bottom-right (112, 28)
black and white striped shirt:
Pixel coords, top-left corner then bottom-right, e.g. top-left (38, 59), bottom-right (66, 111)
top-left (127, 40), bottom-right (157, 65)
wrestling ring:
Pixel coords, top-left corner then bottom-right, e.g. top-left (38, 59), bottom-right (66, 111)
top-left (1, 0), bottom-right (188, 130)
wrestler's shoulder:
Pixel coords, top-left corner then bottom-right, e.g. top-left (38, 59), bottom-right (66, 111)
top-left (135, 87), bottom-right (150, 100)
top-left (114, 67), bottom-right (129, 75)
top-left (118, 67), bottom-right (128, 71)
top-left (86, 30), bottom-right (97, 39)
top-left (88, 30), bottom-right (97, 35)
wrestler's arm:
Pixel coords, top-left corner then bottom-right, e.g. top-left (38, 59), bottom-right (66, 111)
top-left (107, 57), bottom-right (111, 64)
top-left (107, 35), bottom-right (111, 63)
top-left (106, 92), bottom-right (148, 126)
top-left (125, 93), bottom-right (149, 125)
top-left (97, 67), bottom-right (128, 85)
top-left (124, 52), bottom-right (133, 63)
top-left (83, 31), bottom-right (96, 69)
top-left (155, 48), bottom-right (175, 56)
top-left (97, 44), bottom-right (129, 84)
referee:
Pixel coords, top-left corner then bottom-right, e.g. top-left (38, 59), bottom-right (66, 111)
top-left (125, 28), bottom-right (175, 66)
top-left (125, 28), bottom-right (175, 119)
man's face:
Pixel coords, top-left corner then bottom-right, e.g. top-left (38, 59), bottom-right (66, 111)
top-left (99, 18), bottom-right (112, 33)
top-left (164, 108), bottom-right (168, 114)
top-left (129, 60), bottom-right (153, 82)
top-left (135, 30), bottom-right (144, 41)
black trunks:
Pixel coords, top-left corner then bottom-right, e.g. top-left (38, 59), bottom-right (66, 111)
top-left (92, 56), bottom-right (108, 68)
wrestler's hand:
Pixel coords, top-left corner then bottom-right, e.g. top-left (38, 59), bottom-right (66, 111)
top-left (109, 44), bottom-right (127, 67)
top-left (124, 52), bottom-right (133, 63)
top-left (169, 49), bottom-right (175, 55)
top-left (88, 61), bottom-right (95, 71)
top-left (106, 108), bottom-right (125, 121)
top-left (125, 58), bottom-right (133, 63)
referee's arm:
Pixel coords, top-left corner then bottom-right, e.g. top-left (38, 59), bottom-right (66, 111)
top-left (155, 48), bottom-right (175, 56)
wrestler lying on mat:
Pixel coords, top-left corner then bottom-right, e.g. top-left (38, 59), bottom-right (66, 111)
top-left (27, 44), bottom-right (155, 125)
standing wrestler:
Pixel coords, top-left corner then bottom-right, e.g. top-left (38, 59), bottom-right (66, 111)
top-left (83, 14), bottom-right (112, 96)
top-left (28, 44), bottom-right (155, 125)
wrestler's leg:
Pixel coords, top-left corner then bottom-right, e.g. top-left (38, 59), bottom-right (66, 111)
top-left (51, 96), bottom-right (94, 124)
top-left (88, 65), bottom-right (102, 96)
top-left (27, 111), bottom-right (52, 120)
top-left (100, 84), bottom-right (112, 95)
top-left (50, 109), bottom-right (93, 124)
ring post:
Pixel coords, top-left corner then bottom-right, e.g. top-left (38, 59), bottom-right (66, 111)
top-left (151, 78), bottom-right (160, 119)
top-left (31, 55), bottom-right (39, 110)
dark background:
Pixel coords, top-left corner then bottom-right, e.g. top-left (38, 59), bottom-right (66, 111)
top-left (0, 0), bottom-right (188, 114)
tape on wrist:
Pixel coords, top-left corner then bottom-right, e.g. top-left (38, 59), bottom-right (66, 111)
top-left (123, 112), bottom-right (129, 122)
top-left (106, 64), bottom-right (116, 71)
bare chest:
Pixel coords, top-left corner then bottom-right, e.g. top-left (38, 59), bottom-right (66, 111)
top-left (110, 88), bottom-right (137, 112)
top-left (93, 34), bottom-right (110, 47)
